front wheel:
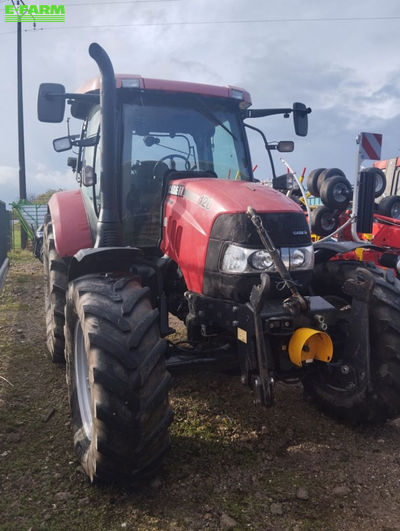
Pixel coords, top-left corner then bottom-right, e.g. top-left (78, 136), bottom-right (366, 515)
top-left (305, 261), bottom-right (400, 423)
top-left (65, 273), bottom-right (173, 483)
top-left (43, 221), bottom-right (68, 363)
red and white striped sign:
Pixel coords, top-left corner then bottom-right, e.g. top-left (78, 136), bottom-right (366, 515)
top-left (358, 132), bottom-right (382, 161)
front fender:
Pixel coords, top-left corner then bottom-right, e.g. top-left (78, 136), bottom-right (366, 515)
top-left (69, 247), bottom-right (143, 281)
top-left (314, 240), bottom-right (384, 263)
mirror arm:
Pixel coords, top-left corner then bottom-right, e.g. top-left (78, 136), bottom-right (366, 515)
top-left (244, 106), bottom-right (312, 119)
top-left (45, 92), bottom-right (99, 104)
top-left (244, 108), bottom-right (293, 119)
top-left (244, 123), bottom-right (277, 181)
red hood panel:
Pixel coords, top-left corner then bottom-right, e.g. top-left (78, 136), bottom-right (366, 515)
top-left (161, 178), bottom-right (302, 294)
top-left (176, 179), bottom-right (302, 215)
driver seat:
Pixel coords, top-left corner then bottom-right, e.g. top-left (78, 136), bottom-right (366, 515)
top-left (127, 160), bottom-right (169, 214)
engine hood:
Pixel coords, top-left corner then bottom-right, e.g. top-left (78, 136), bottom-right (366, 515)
top-left (166, 178), bottom-right (302, 216)
top-left (161, 178), bottom-right (306, 295)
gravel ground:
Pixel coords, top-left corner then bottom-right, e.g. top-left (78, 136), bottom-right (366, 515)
top-left (1, 252), bottom-right (400, 530)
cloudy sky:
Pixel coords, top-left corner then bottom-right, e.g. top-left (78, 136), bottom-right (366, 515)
top-left (0, 0), bottom-right (400, 206)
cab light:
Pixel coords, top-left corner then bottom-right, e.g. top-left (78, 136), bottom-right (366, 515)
top-left (231, 89), bottom-right (244, 100)
top-left (121, 78), bottom-right (141, 88)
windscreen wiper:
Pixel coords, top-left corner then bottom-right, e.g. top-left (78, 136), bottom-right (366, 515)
top-left (192, 97), bottom-right (236, 140)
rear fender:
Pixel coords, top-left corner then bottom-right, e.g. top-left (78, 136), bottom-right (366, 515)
top-left (48, 190), bottom-right (95, 257)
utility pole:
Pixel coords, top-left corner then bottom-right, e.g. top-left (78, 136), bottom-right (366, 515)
top-left (16, 1), bottom-right (27, 249)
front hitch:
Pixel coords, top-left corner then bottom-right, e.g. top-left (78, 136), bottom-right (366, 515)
top-left (246, 206), bottom-right (310, 406)
top-left (249, 272), bottom-right (274, 406)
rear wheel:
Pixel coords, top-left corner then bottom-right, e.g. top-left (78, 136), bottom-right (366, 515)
top-left (365, 167), bottom-right (386, 198)
top-left (311, 205), bottom-right (339, 237)
top-left (316, 167), bottom-right (346, 192)
top-left (65, 273), bottom-right (173, 483)
top-left (306, 168), bottom-right (326, 197)
top-left (43, 221), bottom-right (68, 363)
top-left (377, 195), bottom-right (400, 220)
top-left (319, 175), bottom-right (352, 210)
top-left (305, 261), bottom-right (400, 423)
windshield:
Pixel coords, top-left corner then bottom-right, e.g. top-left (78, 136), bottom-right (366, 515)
top-left (121, 94), bottom-right (251, 247)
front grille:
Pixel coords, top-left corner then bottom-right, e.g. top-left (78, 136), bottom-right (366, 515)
top-left (211, 212), bottom-right (311, 247)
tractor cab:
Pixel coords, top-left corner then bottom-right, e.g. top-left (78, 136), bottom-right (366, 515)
top-left (47, 75), bottom-right (255, 248)
top-left (39, 67), bottom-right (309, 252)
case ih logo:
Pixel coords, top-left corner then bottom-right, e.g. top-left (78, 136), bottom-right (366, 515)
top-left (4, 3), bottom-right (65, 22)
top-left (168, 184), bottom-right (185, 197)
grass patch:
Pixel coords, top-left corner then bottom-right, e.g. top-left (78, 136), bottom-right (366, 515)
top-left (12, 221), bottom-right (21, 250)
top-left (8, 249), bottom-right (32, 262)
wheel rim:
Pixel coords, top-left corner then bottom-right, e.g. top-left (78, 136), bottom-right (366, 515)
top-left (321, 213), bottom-right (336, 231)
top-left (74, 322), bottom-right (92, 440)
top-left (332, 183), bottom-right (348, 204)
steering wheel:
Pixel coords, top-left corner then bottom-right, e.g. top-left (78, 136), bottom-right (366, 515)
top-left (153, 154), bottom-right (191, 178)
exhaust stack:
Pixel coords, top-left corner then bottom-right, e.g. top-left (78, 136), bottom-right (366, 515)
top-left (88, 42), bottom-right (122, 247)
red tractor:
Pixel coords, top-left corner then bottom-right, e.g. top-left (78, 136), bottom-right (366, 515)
top-left (38, 43), bottom-right (400, 484)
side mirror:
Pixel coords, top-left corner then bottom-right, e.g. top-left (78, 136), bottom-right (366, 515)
top-left (53, 136), bottom-right (72, 152)
top-left (37, 83), bottom-right (66, 123)
top-left (53, 134), bottom-right (81, 152)
top-left (293, 102), bottom-right (310, 137)
top-left (273, 173), bottom-right (294, 191)
top-left (277, 141), bottom-right (294, 153)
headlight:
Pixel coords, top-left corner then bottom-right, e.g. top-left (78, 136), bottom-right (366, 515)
top-left (220, 244), bottom-right (314, 274)
top-left (220, 245), bottom-right (254, 273)
top-left (290, 245), bottom-right (314, 270)
top-left (290, 248), bottom-right (305, 268)
top-left (249, 250), bottom-right (274, 270)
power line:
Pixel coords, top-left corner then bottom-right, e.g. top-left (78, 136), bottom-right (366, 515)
top-left (1, 15), bottom-right (400, 36)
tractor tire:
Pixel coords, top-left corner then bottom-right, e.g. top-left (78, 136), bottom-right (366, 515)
top-left (363, 167), bottom-right (386, 198)
top-left (319, 175), bottom-right (352, 210)
top-left (377, 195), bottom-right (400, 220)
top-left (311, 205), bottom-right (339, 237)
top-left (306, 168), bottom-right (326, 197)
top-left (316, 167), bottom-right (346, 193)
top-left (305, 260), bottom-right (400, 423)
top-left (43, 221), bottom-right (68, 363)
top-left (64, 273), bottom-right (173, 483)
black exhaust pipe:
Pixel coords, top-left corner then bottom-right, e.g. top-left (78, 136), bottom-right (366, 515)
top-left (88, 42), bottom-right (122, 247)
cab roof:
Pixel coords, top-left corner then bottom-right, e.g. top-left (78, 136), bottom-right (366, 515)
top-left (76, 74), bottom-right (252, 106)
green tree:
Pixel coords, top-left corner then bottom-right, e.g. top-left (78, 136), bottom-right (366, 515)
top-left (28, 189), bottom-right (64, 204)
